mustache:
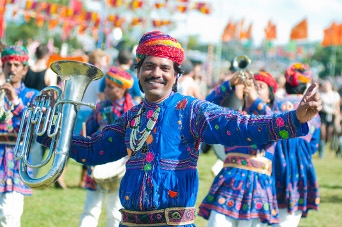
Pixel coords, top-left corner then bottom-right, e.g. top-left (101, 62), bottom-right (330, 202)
top-left (144, 77), bottom-right (167, 84)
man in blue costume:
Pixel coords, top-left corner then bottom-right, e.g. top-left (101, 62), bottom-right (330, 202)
top-left (39, 31), bottom-right (322, 227)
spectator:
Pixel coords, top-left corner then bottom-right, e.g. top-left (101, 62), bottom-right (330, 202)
top-left (99, 49), bottom-right (142, 103)
top-left (318, 77), bottom-right (341, 158)
top-left (177, 59), bottom-right (203, 99)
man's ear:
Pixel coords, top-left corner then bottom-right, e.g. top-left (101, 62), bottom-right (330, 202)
top-left (22, 65), bottom-right (29, 75)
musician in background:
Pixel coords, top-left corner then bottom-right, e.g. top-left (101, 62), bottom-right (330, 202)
top-left (98, 49), bottom-right (143, 103)
top-left (199, 71), bottom-right (284, 226)
top-left (0, 46), bottom-right (39, 227)
top-left (79, 66), bottom-right (135, 227)
top-left (272, 63), bottom-right (320, 227)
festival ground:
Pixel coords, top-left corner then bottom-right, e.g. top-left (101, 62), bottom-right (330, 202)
top-left (22, 145), bottom-right (342, 227)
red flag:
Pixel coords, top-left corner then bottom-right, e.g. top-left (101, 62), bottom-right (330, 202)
top-left (290, 18), bottom-right (307, 40)
top-left (69, 0), bottom-right (83, 15)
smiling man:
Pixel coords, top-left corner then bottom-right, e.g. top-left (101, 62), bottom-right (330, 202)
top-left (38, 31), bottom-right (322, 227)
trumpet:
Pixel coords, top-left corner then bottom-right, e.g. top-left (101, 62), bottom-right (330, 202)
top-left (233, 55), bottom-right (251, 86)
top-left (14, 60), bottom-right (103, 188)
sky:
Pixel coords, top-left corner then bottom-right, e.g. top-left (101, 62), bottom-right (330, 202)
top-left (171, 0), bottom-right (342, 46)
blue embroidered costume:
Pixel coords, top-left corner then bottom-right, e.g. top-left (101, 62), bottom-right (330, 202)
top-left (198, 81), bottom-right (282, 224)
top-left (0, 83), bottom-right (38, 195)
top-left (84, 98), bottom-right (131, 191)
top-left (38, 84), bottom-right (310, 226)
top-left (273, 94), bottom-right (320, 217)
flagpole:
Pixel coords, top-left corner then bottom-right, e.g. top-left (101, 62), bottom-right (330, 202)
top-left (96, 0), bottom-right (106, 49)
top-left (330, 45), bottom-right (337, 77)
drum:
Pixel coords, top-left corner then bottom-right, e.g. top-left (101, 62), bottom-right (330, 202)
top-left (91, 157), bottom-right (128, 193)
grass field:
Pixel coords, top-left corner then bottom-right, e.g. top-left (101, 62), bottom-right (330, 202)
top-left (21, 148), bottom-right (342, 227)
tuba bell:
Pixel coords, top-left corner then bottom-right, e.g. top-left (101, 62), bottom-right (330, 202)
top-left (14, 60), bottom-right (103, 188)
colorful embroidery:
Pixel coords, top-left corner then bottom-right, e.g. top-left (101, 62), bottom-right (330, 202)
top-left (279, 130), bottom-right (289, 139)
top-left (176, 98), bottom-right (188, 110)
top-left (276, 117), bottom-right (285, 127)
top-left (168, 190), bottom-right (178, 198)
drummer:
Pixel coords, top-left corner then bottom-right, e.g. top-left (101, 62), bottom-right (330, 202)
top-left (78, 66), bottom-right (136, 227)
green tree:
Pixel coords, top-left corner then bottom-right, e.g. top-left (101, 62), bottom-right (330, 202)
top-left (311, 46), bottom-right (342, 78)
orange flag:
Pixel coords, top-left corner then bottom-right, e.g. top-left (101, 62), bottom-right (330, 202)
top-left (222, 20), bottom-right (237, 42)
top-left (264, 20), bottom-right (276, 40)
top-left (290, 18), bottom-right (307, 40)
top-left (239, 19), bottom-right (252, 40)
top-left (48, 19), bottom-right (59, 30)
top-left (322, 22), bottom-right (340, 47)
top-left (130, 0), bottom-right (143, 10)
top-left (0, 0), bottom-right (5, 38)
top-left (245, 23), bottom-right (252, 39)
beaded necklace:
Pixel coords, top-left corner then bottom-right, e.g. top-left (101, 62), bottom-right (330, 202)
top-left (129, 105), bottom-right (160, 153)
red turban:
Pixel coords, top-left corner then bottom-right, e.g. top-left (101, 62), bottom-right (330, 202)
top-left (285, 63), bottom-right (312, 87)
top-left (136, 31), bottom-right (184, 66)
top-left (254, 71), bottom-right (278, 93)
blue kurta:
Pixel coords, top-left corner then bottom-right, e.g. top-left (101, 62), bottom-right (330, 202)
top-left (84, 98), bottom-right (133, 191)
top-left (40, 91), bottom-right (308, 227)
top-left (0, 83), bottom-right (39, 195)
top-left (199, 81), bottom-right (281, 224)
top-left (273, 94), bottom-right (320, 217)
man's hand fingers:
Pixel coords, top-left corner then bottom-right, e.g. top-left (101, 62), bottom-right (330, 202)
top-left (303, 83), bottom-right (318, 98)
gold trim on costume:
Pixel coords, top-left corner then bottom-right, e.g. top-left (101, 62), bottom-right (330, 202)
top-left (223, 152), bottom-right (272, 176)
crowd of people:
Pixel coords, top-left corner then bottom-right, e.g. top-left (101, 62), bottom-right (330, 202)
top-left (1, 29), bottom-right (340, 227)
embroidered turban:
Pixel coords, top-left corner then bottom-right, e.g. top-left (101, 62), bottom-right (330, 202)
top-left (106, 66), bottom-right (134, 89)
top-left (254, 71), bottom-right (278, 93)
top-left (1, 45), bottom-right (29, 66)
top-left (136, 30), bottom-right (184, 66)
top-left (285, 63), bottom-right (312, 87)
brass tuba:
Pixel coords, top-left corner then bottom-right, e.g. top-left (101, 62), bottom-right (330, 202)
top-left (14, 60), bottom-right (103, 188)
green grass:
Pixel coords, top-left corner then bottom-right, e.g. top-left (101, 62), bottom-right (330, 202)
top-left (21, 148), bottom-right (342, 227)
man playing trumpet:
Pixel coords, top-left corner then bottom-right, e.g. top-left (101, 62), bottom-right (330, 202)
top-left (0, 46), bottom-right (39, 227)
